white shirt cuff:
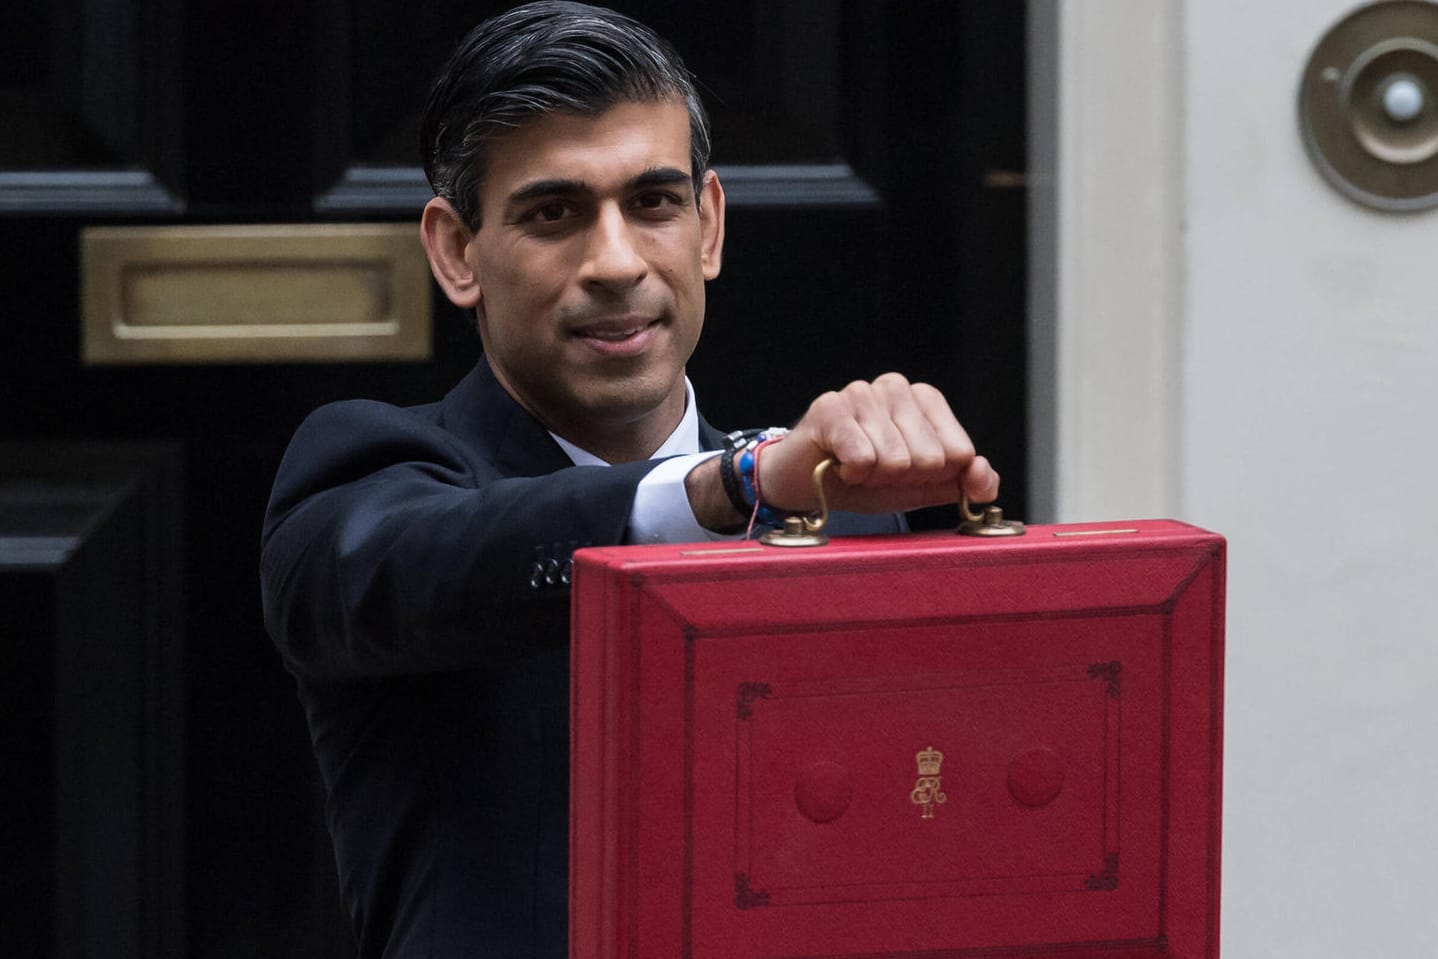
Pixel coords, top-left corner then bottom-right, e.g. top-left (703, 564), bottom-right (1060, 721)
top-left (627, 450), bottom-right (740, 544)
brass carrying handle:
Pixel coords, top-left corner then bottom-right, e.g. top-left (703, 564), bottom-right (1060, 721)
top-left (959, 493), bottom-right (985, 525)
top-left (806, 458), bottom-right (833, 533)
top-left (762, 458), bottom-right (1024, 546)
top-left (815, 459), bottom-right (1004, 531)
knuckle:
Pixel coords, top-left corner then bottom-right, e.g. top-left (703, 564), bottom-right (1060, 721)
top-left (872, 372), bottom-right (911, 396)
top-left (912, 447), bottom-right (946, 472)
top-left (911, 381), bottom-right (944, 404)
top-left (807, 390), bottom-right (843, 416)
top-left (873, 442), bottom-right (911, 473)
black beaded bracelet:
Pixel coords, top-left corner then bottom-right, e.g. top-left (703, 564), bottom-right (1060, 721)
top-left (719, 428), bottom-right (764, 517)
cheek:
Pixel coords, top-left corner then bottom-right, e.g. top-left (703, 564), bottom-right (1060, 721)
top-left (521, 251), bottom-right (581, 307)
top-left (651, 241), bottom-right (702, 289)
top-left (478, 254), bottom-right (558, 321)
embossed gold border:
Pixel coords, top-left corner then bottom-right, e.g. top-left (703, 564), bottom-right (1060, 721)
top-left (81, 224), bottom-right (432, 364)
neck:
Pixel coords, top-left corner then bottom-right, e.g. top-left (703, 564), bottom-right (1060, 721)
top-left (482, 357), bottom-right (690, 464)
top-left (549, 400), bottom-right (683, 464)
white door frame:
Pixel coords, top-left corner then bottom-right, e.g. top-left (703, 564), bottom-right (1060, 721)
top-left (1027, 0), bottom-right (1185, 523)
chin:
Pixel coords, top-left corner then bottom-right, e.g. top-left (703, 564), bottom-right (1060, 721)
top-left (579, 376), bottom-right (680, 426)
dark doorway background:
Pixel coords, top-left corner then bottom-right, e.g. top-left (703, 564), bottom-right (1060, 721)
top-left (0, 2), bottom-right (1027, 955)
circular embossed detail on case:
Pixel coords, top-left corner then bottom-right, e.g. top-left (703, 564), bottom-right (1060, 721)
top-left (794, 762), bottom-right (852, 823)
top-left (1008, 748), bottom-right (1065, 807)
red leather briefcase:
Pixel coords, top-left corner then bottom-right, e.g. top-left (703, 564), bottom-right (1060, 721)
top-left (571, 517), bottom-right (1224, 959)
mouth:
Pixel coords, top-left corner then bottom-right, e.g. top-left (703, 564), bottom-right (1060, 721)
top-left (570, 316), bottom-right (663, 356)
top-left (578, 322), bottom-right (655, 341)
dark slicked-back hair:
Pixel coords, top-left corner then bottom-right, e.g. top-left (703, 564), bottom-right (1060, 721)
top-left (420, 1), bottom-right (711, 229)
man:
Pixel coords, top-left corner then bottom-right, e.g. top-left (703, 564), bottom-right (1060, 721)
top-left (261, 3), bottom-right (998, 956)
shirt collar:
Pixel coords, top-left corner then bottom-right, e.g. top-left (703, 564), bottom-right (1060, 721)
top-left (550, 378), bottom-right (701, 466)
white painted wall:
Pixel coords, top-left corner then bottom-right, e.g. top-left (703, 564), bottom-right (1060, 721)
top-left (1187, 2), bottom-right (1438, 954)
top-left (1038, 0), bottom-right (1438, 954)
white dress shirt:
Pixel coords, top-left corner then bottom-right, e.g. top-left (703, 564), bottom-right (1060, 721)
top-left (548, 378), bottom-right (734, 544)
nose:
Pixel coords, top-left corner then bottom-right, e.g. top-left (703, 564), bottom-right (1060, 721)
top-left (579, 203), bottom-right (647, 291)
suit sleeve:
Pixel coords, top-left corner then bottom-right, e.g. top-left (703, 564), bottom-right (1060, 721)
top-left (259, 400), bottom-right (661, 682)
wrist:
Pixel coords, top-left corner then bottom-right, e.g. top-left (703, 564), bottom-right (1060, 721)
top-left (695, 428), bottom-right (806, 534)
top-left (742, 434), bottom-right (797, 526)
top-left (746, 430), bottom-right (819, 513)
top-left (685, 456), bottom-right (749, 533)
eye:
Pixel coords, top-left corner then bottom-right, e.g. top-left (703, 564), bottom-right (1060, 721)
top-left (632, 190), bottom-right (686, 216)
top-left (531, 202), bottom-right (572, 223)
top-left (515, 199), bottom-right (582, 235)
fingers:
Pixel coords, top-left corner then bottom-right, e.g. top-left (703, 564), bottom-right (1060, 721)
top-left (962, 455), bottom-right (1001, 504)
top-left (819, 375), bottom-right (967, 486)
top-left (766, 373), bottom-right (999, 514)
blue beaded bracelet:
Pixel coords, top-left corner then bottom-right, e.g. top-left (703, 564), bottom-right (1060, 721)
top-left (737, 429), bottom-right (790, 527)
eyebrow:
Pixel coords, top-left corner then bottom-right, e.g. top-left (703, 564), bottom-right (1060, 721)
top-left (631, 166), bottom-right (693, 190)
top-left (504, 166), bottom-right (693, 212)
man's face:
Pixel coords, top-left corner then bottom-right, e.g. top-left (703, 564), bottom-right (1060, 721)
top-left (462, 99), bottom-right (723, 454)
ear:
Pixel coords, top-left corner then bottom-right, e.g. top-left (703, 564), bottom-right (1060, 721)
top-left (420, 197), bottom-right (482, 309)
top-left (698, 169), bottom-right (725, 281)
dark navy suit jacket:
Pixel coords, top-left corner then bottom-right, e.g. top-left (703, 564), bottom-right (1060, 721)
top-left (260, 358), bottom-right (902, 958)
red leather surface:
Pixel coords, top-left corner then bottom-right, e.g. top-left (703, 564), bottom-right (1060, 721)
top-left (571, 520), bottom-right (1224, 959)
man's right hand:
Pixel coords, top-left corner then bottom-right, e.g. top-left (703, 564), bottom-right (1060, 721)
top-left (686, 373), bottom-right (999, 531)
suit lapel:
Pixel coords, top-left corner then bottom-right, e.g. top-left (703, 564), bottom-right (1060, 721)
top-left (439, 357), bottom-right (573, 478)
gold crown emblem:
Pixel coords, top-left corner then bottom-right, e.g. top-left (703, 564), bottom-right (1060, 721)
top-left (915, 746), bottom-right (943, 776)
